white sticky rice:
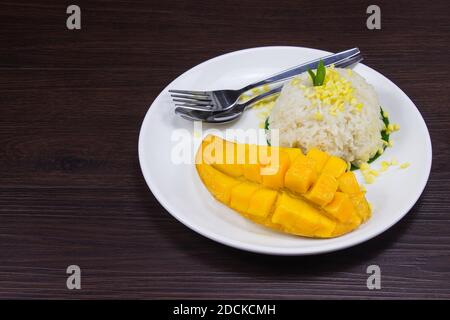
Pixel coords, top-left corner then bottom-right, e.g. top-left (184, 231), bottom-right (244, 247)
top-left (268, 68), bottom-right (385, 164)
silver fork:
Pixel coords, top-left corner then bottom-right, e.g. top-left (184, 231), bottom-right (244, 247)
top-left (169, 47), bottom-right (360, 113)
top-left (175, 52), bottom-right (363, 123)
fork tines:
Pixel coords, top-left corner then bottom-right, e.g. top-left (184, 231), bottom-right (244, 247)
top-left (169, 89), bottom-right (214, 111)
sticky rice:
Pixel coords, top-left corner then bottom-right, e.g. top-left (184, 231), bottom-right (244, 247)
top-left (268, 67), bottom-right (385, 165)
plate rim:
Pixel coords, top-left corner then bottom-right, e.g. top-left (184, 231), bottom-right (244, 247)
top-left (138, 46), bottom-right (433, 255)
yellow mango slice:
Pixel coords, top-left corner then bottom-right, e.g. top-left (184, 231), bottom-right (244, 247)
top-left (284, 154), bottom-right (318, 194)
top-left (261, 150), bottom-right (290, 190)
top-left (206, 135), bottom-right (244, 177)
top-left (324, 192), bottom-right (359, 224)
top-left (322, 156), bottom-right (347, 178)
top-left (243, 163), bottom-right (262, 183)
top-left (241, 143), bottom-right (261, 183)
top-left (195, 134), bottom-right (215, 164)
top-left (284, 147), bottom-right (302, 164)
top-left (255, 144), bottom-right (273, 166)
top-left (331, 221), bottom-right (359, 237)
top-left (247, 188), bottom-right (278, 218)
top-left (230, 183), bottom-right (260, 213)
top-left (195, 135), bottom-right (371, 238)
top-left (196, 163), bottom-right (240, 204)
top-left (272, 193), bottom-right (336, 238)
top-left (338, 171), bottom-right (361, 194)
top-left (349, 192), bottom-right (371, 222)
top-left (242, 144), bottom-right (276, 183)
top-left (305, 173), bottom-right (339, 206)
top-left (307, 148), bottom-right (329, 172)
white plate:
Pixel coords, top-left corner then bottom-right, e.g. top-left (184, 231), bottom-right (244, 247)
top-left (138, 46), bottom-right (432, 255)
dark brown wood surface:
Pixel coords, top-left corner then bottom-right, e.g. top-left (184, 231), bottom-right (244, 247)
top-left (0, 0), bottom-right (449, 299)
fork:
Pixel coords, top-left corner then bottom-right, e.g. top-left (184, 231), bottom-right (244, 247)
top-left (174, 52), bottom-right (363, 123)
top-left (169, 47), bottom-right (361, 113)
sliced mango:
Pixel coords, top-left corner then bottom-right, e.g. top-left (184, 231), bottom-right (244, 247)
top-left (247, 188), bottom-right (278, 218)
top-left (195, 134), bottom-right (371, 238)
top-left (338, 171), bottom-right (361, 194)
top-left (284, 154), bottom-right (317, 194)
top-left (307, 148), bottom-right (329, 172)
top-left (322, 156), bottom-right (347, 178)
top-left (349, 192), bottom-right (371, 222)
top-left (243, 163), bottom-right (262, 183)
top-left (230, 182), bottom-right (260, 213)
top-left (196, 162), bottom-right (240, 204)
top-left (261, 150), bottom-right (290, 190)
top-left (305, 173), bottom-right (339, 206)
top-left (272, 193), bottom-right (336, 238)
top-left (331, 220), bottom-right (359, 237)
top-left (209, 136), bottom-right (244, 177)
top-left (284, 147), bottom-right (302, 164)
top-left (243, 144), bottom-right (273, 183)
top-left (324, 192), bottom-right (358, 224)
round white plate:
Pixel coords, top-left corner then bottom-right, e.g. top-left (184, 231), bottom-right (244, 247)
top-left (138, 46), bottom-right (432, 255)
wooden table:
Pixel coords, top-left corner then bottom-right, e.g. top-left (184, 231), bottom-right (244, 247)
top-left (0, 0), bottom-right (449, 299)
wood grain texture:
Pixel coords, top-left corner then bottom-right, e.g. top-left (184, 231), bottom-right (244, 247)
top-left (0, 0), bottom-right (449, 299)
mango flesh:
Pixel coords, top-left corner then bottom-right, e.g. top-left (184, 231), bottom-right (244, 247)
top-left (338, 171), bottom-right (361, 193)
top-left (322, 156), bottom-right (348, 178)
top-left (261, 150), bottom-right (291, 190)
top-left (307, 148), bottom-right (329, 172)
top-left (247, 188), bottom-right (278, 218)
top-left (230, 182), bottom-right (260, 213)
top-left (196, 162), bottom-right (240, 205)
top-left (284, 154), bottom-right (318, 194)
top-left (305, 173), bottom-right (339, 206)
top-left (272, 193), bottom-right (337, 238)
top-left (195, 135), bottom-right (371, 238)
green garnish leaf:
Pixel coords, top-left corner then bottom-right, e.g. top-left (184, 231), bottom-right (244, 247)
top-left (381, 109), bottom-right (389, 127)
top-left (307, 68), bottom-right (316, 84)
top-left (380, 106), bottom-right (390, 143)
top-left (350, 106), bottom-right (390, 170)
top-left (306, 60), bottom-right (326, 86)
top-left (381, 129), bottom-right (389, 142)
top-left (265, 117), bottom-right (271, 146)
top-left (315, 60), bottom-right (326, 86)
top-left (367, 150), bottom-right (382, 164)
